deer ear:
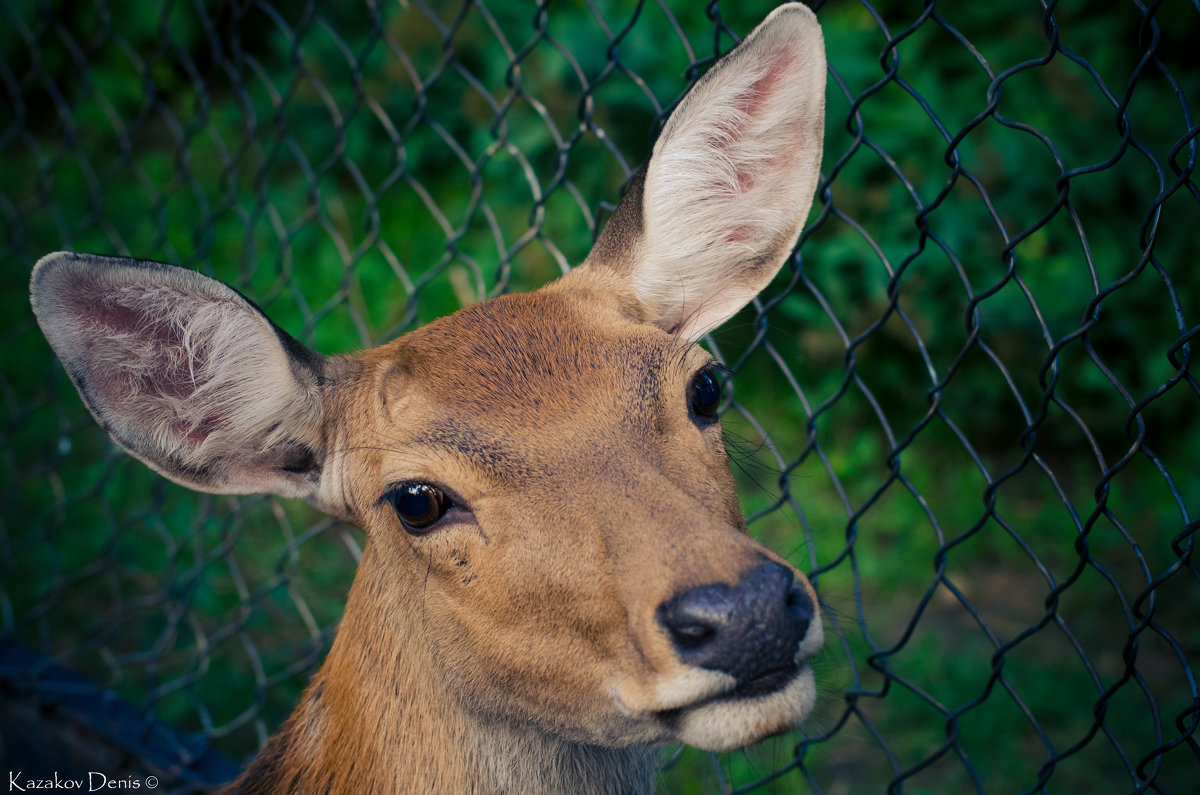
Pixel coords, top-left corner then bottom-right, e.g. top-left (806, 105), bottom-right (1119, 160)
top-left (580, 5), bottom-right (825, 340)
top-left (30, 252), bottom-right (327, 498)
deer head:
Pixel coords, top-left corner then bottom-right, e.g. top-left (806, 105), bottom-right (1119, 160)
top-left (30, 6), bottom-right (826, 792)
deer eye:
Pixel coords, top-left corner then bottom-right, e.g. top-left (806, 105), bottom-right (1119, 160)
top-left (383, 482), bottom-right (451, 534)
top-left (690, 366), bottom-right (723, 420)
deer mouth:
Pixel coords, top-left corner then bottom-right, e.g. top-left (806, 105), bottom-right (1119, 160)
top-left (652, 659), bottom-right (808, 723)
top-left (698, 659), bottom-right (808, 706)
top-left (728, 662), bottom-right (802, 699)
top-left (645, 661), bottom-right (815, 752)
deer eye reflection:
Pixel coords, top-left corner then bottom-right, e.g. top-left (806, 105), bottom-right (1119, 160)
top-left (382, 482), bottom-right (452, 534)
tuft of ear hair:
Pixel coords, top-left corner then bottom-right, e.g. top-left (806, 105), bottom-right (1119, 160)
top-left (30, 252), bottom-right (327, 498)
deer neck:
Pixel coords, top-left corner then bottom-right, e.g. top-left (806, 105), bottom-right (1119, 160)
top-left (230, 541), bottom-right (657, 794)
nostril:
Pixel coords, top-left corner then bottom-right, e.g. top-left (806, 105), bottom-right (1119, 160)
top-left (785, 584), bottom-right (813, 631)
top-left (669, 621), bottom-right (716, 651)
top-left (658, 585), bottom-right (736, 658)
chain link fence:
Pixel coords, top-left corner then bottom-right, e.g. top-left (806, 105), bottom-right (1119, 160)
top-left (1, 0), bottom-right (1197, 791)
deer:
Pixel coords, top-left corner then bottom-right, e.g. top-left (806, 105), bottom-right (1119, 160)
top-left (29, 5), bottom-right (825, 793)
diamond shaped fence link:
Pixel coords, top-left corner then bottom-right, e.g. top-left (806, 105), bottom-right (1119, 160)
top-left (0, 0), bottom-right (1196, 792)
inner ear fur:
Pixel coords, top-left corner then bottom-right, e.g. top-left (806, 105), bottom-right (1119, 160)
top-left (31, 252), bottom-right (327, 498)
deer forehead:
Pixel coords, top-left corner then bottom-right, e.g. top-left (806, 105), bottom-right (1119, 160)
top-left (361, 289), bottom-right (710, 451)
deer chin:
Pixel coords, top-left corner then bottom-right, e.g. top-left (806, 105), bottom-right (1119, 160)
top-left (667, 663), bottom-right (818, 752)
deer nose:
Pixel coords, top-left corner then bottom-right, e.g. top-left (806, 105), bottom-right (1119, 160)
top-left (657, 560), bottom-right (813, 685)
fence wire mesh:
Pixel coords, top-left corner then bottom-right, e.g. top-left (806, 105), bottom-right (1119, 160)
top-left (1, 0), bottom-right (1197, 792)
